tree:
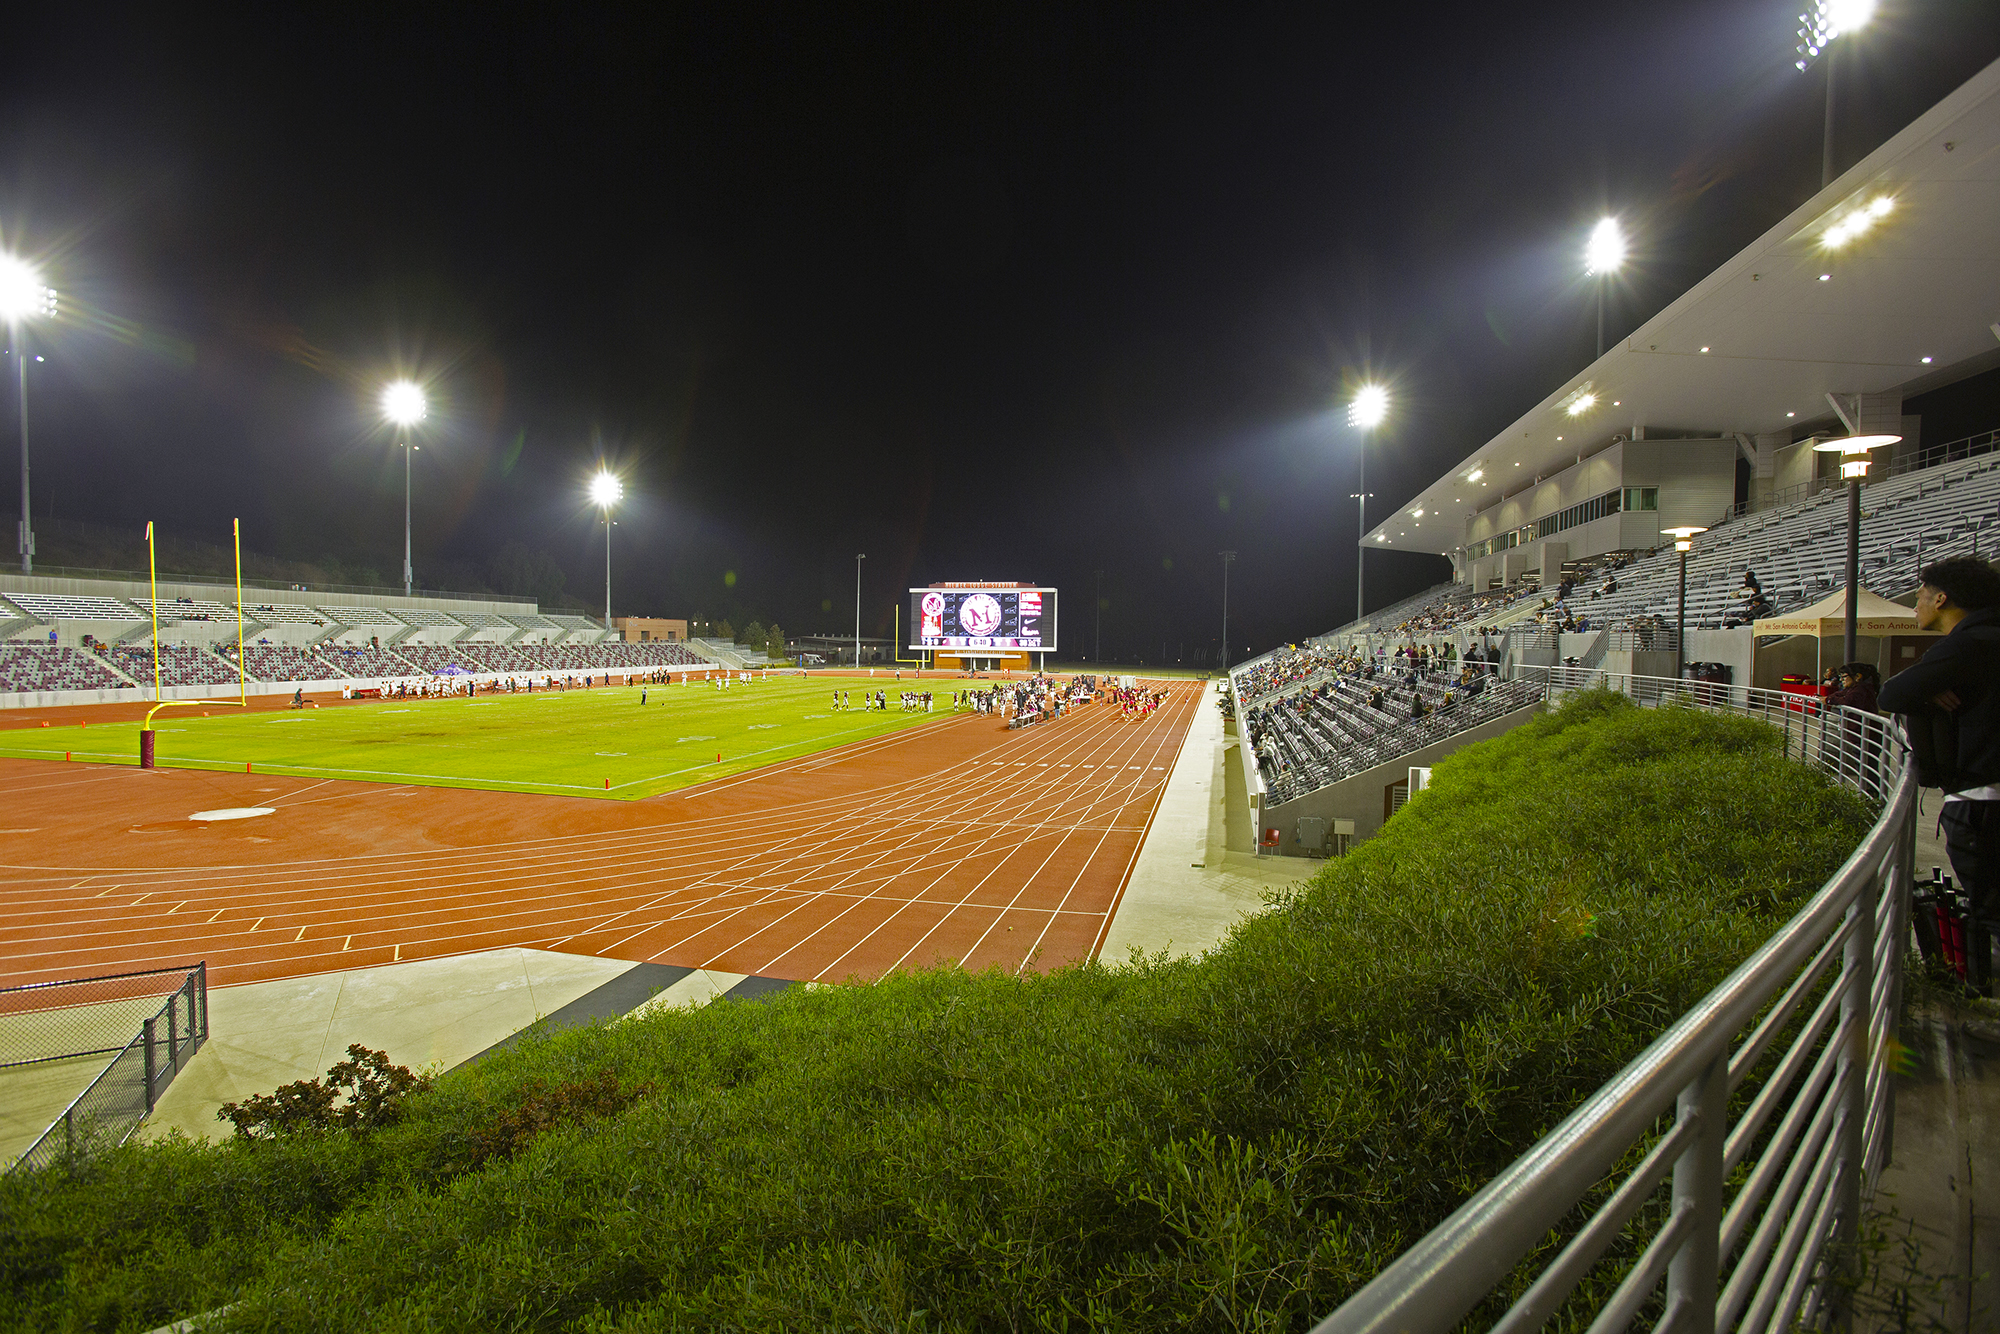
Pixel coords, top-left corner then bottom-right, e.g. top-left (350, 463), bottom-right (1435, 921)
top-left (715, 619), bottom-right (734, 642)
top-left (741, 620), bottom-right (765, 647)
top-left (765, 624), bottom-right (785, 661)
top-left (488, 542), bottom-right (567, 607)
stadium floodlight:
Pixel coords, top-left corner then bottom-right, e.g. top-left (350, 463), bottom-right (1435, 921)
top-left (381, 380), bottom-right (426, 426)
top-left (1347, 384), bottom-right (1390, 621)
top-left (2, 252), bottom-right (58, 575)
top-left (1661, 526), bottom-right (1709, 682)
top-left (1347, 384), bottom-right (1389, 430)
top-left (1814, 433), bottom-right (1900, 663)
top-left (591, 471), bottom-right (623, 628)
top-left (379, 380), bottom-right (430, 597)
top-left (1583, 218), bottom-right (1626, 276)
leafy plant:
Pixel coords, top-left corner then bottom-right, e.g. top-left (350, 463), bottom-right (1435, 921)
top-left (217, 1046), bottom-right (430, 1139)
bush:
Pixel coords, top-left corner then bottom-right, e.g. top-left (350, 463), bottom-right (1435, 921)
top-left (0, 691), bottom-right (1872, 1332)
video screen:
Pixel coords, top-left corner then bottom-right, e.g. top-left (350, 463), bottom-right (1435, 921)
top-left (908, 587), bottom-right (1055, 652)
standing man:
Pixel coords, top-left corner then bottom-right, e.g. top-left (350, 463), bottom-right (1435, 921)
top-left (1879, 557), bottom-right (2000, 996)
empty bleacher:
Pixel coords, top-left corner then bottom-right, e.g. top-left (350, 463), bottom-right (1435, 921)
top-left (3, 593), bottom-right (144, 622)
top-left (129, 597), bottom-right (237, 623)
top-left (102, 643), bottom-right (243, 688)
top-left (219, 643), bottom-right (348, 682)
top-left (319, 605), bottom-right (405, 628)
top-left (1245, 666), bottom-right (1541, 805)
top-left (242, 603), bottom-right (335, 627)
top-left (0, 645), bottom-right (137, 692)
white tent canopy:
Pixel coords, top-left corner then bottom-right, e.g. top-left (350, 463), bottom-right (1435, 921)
top-left (1752, 586), bottom-right (1938, 638)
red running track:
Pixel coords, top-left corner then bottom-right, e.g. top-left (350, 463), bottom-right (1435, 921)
top-left (0, 682), bottom-right (1202, 990)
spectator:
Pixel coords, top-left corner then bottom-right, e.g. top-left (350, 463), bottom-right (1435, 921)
top-left (1878, 557), bottom-right (2000, 997)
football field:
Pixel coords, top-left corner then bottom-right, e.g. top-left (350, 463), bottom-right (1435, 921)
top-left (0, 676), bottom-right (970, 799)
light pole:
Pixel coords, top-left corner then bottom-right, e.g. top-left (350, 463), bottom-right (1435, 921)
top-left (854, 553), bottom-right (865, 668)
top-left (1796, 1), bottom-right (1876, 188)
top-left (1, 254), bottom-right (57, 574)
top-left (380, 381), bottom-right (427, 596)
top-left (1662, 526), bottom-right (1708, 682)
top-left (1813, 433), bottom-right (1900, 666)
top-left (1584, 218), bottom-right (1626, 360)
top-left (1219, 551), bottom-right (1236, 672)
top-left (1093, 568), bottom-right (1103, 663)
top-left (590, 471), bottom-right (623, 629)
top-left (1348, 384), bottom-right (1388, 621)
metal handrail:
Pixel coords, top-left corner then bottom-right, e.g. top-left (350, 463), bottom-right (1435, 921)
top-left (1312, 666), bottom-right (1913, 1334)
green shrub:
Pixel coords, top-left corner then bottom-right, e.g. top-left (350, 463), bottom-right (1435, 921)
top-left (0, 691), bottom-right (1872, 1332)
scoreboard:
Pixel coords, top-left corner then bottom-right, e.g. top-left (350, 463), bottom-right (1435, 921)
top-left (907, 586), bottom-right (1056, 653)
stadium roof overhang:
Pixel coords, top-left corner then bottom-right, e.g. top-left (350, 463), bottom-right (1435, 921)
top-left (1368, 55), bottom-right (2000, 558)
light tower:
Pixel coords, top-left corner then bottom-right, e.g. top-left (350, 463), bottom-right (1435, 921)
top-left (589, 471), bottom-right (623, 628)
top-left (1219, 551), bottom-right (1236, 672)
top-left (1348, 384), bottom-right (1388, 621)
top-left (1584, 218), bottom-right (1627, 360)
top-left (1795, 0), bottom-right (1878, 187)
top-left (380, 380), bottom-right (427, 597)
top-left (1, 253), bottom-right (58, 574)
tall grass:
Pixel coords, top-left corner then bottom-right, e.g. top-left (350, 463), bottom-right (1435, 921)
top-left (0, 691), bottom-right (1872, 1332)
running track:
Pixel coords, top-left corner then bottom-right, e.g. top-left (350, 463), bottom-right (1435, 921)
top-left (0, 682), bottom-right (1202, 990)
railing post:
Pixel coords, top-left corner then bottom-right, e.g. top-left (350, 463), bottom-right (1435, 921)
top-left (1832, 853), bottom-right (1879, 1323)
top-left (142, 1014), bottom-right (158, 1113)
top-left (1667, 1052), bottom-right (1726, 1334)
top-left (167, 995), bottom-right (179, 1078)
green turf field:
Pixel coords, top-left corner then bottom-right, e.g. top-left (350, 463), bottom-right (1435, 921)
top-left (0, 678), bottom-right (972, 799)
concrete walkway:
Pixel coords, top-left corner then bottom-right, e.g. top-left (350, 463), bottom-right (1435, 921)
top-left (1098, 680), bottom-right (1317, 963)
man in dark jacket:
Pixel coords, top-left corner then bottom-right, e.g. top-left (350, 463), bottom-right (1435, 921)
top-left (1879, 557), bottom-right (2000, 992)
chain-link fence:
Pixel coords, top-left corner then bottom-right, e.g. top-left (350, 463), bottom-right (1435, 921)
top-left (5, 963), bottom-right (207, 1174)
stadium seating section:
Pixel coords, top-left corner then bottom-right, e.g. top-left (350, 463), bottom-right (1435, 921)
top-left (0, 645), bottom-right (136, 692)
top-left (1243, 659), bottom-right (1539, 804)
top-left (1356, 453), bottom-right (2000, 646)
top-left (1234, 445), bottom-right (2000, 806)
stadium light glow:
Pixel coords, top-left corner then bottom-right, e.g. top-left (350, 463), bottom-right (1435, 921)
top-left (1348, 384), bottom-right (1389, 430)
top-left (381, 380), bottom-right (427, 425)
top-left (1797, 0), bottom-right (1875, 69)
top-left (4, 252), bottom-right (59, 576)
top-left (1820, 194), bottom-right (1894, 249)
top-left (1584, 219), bottom-right (1626, 275)
top-left (0, 254), bottom-right (56, 325)
top-left (592, 471), bottom-right (625, 628)
top-left (1566, 392), bottom-right (1597, 417)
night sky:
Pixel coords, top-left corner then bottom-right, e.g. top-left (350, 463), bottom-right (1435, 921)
top-left (4, 4), bottom-right (1998, 663)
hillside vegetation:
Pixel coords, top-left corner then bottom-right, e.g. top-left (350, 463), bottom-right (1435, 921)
top-left (0, 691), bottom-right (1873, 1332)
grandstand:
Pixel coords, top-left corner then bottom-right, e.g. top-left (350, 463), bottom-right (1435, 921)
top-left (0, 572), bottom-right (720, 704)
top-left (1228, 59), bottom-right (2000, 857)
